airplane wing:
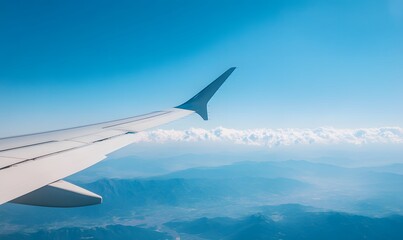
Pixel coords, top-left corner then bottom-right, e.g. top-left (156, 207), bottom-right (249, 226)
top-left (0, 67), bottom-right (236, 207)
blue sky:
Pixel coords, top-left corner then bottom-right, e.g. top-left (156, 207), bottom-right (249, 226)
top-left (0, 0), bottom-right (402, 136)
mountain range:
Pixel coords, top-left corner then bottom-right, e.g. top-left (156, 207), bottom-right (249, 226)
top-left (1, 159), bottom-right (403, 239)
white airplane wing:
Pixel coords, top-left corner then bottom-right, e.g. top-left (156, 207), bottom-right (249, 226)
top-left (0, 67), bottom-right (235, 207)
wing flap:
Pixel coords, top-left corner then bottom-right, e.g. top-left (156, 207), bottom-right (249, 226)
top-left (10, 180), bottom-right (102, 207)
top-left (0, 133), bottom-right (139, 205)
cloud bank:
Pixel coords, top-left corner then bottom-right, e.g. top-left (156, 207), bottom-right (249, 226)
top-left (132, 127), bottom-right (403, 147)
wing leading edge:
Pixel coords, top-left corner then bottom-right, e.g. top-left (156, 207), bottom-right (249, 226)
top-left (0, 68), bottom-right (236, 207)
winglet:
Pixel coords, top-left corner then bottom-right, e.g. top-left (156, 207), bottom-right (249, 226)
top-left (176, 67), bottom-right (236, 120)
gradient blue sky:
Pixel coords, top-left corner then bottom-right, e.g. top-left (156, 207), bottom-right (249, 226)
top-left (0, 0), bottom-right (402, 136)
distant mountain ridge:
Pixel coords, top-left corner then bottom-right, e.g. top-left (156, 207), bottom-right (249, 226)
top-left (0, 224), bottom-right (172, 240)
top-left (3, 204), bottom-right (403, 240)
top-left (2, 160), bottom-right (403, 239)
top-left (167, 204), bottom-right (403, 240)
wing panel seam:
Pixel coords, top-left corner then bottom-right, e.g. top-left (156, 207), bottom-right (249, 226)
top-left (0, 132), bottom-right (133, 170)
top-left (103, 111), bottom-right (171, 128)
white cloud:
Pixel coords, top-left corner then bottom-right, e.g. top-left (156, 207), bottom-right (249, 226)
top-left (132, 127), bottom-right (403, 147)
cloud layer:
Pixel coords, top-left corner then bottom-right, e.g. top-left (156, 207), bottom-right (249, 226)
top-left (131, 127), bottom-right (403, 147)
